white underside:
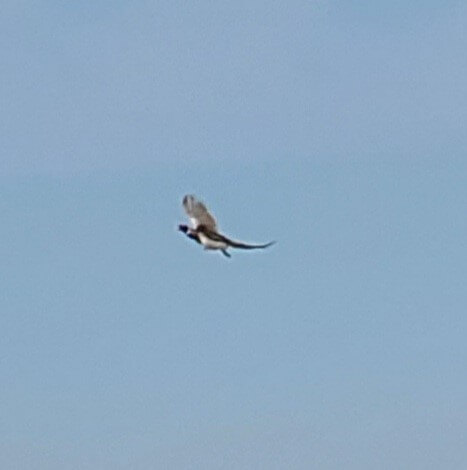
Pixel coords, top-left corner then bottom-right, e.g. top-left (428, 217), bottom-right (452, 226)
top-left (198, 233), bottom-right (228, 250)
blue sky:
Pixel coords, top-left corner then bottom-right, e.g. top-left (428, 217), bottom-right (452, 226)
top-left (1, 2), bottom-right (467, 469)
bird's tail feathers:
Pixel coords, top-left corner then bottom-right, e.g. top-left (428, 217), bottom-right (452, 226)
top-left (226, 239), bottom-right (276, 250)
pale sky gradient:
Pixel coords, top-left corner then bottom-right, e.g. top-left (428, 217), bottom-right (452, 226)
top-left (1, 2), bottom-right (467, 469)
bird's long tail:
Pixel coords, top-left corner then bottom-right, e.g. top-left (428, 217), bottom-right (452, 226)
top-left (226, 239), bottom-right (276, 250)
top-left (200, 227), bottom-right (275, 250)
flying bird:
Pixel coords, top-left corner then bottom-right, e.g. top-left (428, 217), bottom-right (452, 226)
top-left (178, 195), bottom-right (275, 258)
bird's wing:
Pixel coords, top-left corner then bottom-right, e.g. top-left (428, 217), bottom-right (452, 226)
top-left (182, 195), bottom-right (218, 230)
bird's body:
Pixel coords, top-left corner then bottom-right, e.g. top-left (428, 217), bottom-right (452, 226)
top-left (178, 195), bottom-right (274, 258)
top-left (198, 232), bottom-right (229, 250)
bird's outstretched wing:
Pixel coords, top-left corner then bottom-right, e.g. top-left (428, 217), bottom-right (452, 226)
top-left (182, 195), bottom-right (218, 230)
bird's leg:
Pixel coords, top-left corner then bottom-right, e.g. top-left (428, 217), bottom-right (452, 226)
top-left (221, 249), bottom-right (231, 258)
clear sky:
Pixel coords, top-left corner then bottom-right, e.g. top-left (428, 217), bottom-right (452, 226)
top-left (1, 1), bottom-right (467, 469)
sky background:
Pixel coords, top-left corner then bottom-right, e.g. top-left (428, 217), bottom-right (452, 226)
top-left (1, 1), bottom-right (467, 469)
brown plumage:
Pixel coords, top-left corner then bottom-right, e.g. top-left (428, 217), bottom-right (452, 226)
top-left (179, 195), bottom-right (275, 258)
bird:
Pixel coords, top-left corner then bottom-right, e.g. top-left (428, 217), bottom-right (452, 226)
top-left (178, 194), bottom-right (275, 258)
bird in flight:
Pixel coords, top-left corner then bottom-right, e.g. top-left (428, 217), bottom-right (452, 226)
top-left (178, 194), bottom-right (275, 258)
